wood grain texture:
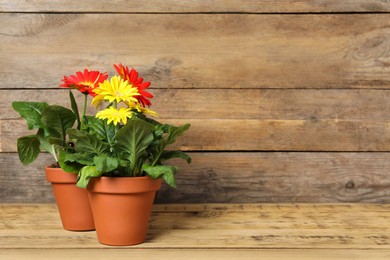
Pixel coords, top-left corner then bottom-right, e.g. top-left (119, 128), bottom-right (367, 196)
top-left (4, 89), bottom-right (390, 120)
top-left (3, 89), bottom-right (390, 152)
top-left (2, 204), bottom-right (390, 260)
top-left (2, 2), bottom-right (390, 205)
top-left (3, 249), bottom-right (390, 260)
top-left (1, 0), bottom-right (390, 13)
top-left (2, 152), bottom-right (390, 203)
top-left (1, 14), bottom-right (390, 89)
top-left (4, 118), bottom-right (390, 152)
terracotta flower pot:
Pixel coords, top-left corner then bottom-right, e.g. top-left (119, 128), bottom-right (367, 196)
top-left (87, 176), bottom-right (162, 246)
top-left (45, 167), bottom-right (95, 231)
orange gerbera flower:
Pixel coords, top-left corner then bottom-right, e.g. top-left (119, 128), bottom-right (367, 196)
top-left (60, 69), bottom-right (108, 96)
top-left (114, 64), bottom-right (153, 107)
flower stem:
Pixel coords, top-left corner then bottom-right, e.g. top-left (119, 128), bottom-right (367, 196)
top-left (81, 93), bottom-right (88, 129)
top-left (52, 145), bottom-right (58, 163)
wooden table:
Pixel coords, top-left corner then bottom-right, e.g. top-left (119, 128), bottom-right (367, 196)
top-left (1, 204), bottom-right (390, 259)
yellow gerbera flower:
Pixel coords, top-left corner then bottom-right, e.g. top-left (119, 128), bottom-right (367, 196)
top-left (93, 75), bottom-right (139, 105)
top-left (127, 102), bottom-right (158, 118)
top-left (137, 105), bottom-right (158, 118)
top-left (96, 107), bottom-right (133, 125)
top-left (91, 94), bottom-right (104, 108)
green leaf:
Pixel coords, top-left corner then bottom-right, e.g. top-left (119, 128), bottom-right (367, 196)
top-left (48, 137), bottom-right (64, 146)
top-left (17, 135), bottom-right (41, 165)
top-left (67, 128), bottom-right (87, 140)
top-left (36, 128), bottom-right (54, 155)
top-left (12, 102), bottom-right (49, 130)
top-left (63, 152), bottom-right (95, 166)
top-left (160, 150), bottom-right (192, 164)
top-left (58, 149), bottom-right (83, 173)
top-left (143, 165), bottom-right (177, 188)
top-left (69, 91), bottom-right (81, 130)
top-left (41, 105), bottom-right (76, 140)
top-left (114, 118), bottom-right (155, 174)
top-left (86, 116), bottom-right (118, 147)
top-left (164, 123), bottom-right (191, 146)
top-left (77, 166), bottom-right (101, 188)
top-left (149, 123), bottom-right (191, 166)
top-left (162, 170), bottom-right (176, 188)
top-left (67, 129), bottom-right (110, 155)
top-left (94, 155), bottom-right (119, 174)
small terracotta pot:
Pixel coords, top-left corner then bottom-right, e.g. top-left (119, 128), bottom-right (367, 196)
top-left (45, 167), bottom-right (95, 231)
top-left (87, 176), bottom-right (162, 246)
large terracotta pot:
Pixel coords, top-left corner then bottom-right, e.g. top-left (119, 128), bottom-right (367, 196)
top-left (45, 167), bottom-right (95, 231)
top-left (87, 176), bottom-right (162, 246)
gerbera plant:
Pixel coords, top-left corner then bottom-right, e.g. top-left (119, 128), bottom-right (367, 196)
top-left (12, 64), bottom-right (191, 189)
top-left (60, 64), bottom-right (191, 188)
top-left (12, 69), bottom-right (107, 166)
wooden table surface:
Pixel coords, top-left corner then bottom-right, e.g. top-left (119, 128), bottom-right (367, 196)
top-left (1, 204), bottom-right (390, 259)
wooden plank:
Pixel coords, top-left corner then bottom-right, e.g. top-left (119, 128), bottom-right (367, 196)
top-left (157, 152), bottom-right (390, 203)
top-left (2, 152), bottom-right (390, 203)
top-left (5, 228), bottom-right (390, 249)
top-left (151, 203), bottom-right (390, 213)
top-left (4, 204), bottom-right (390, 230)
top-left (150, 204), bottom-right (390, 232)
top-left (4, 118), bottom-right (390, 152)
top-left (1, 0), bottom-right (390, 13)
top-left (1, 14), bottom-right (390, 89)
top-left (4, 89), bottom-right (390, 121)
top-left (0, 154), bottom-right (54, 203)
top-left (2, 204), bottom-right (390, 251)
top-left (4, 89), bottom-right (390, 152)
top-left (2, 249), bottom-right (390, 260)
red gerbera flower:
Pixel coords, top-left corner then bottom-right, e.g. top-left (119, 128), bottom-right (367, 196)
top-left (114, 64), bottom-right (153, 107)
top-left (60, 69), bottom-right (108, 96)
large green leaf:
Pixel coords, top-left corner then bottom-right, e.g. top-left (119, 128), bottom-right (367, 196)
top-left (58, 149), bottom-right (83, 173)
top-left (77, 166), bottom-right (101, 188)
top-left (12, 102), bottom-right (49, 130)
top-left (164, 123), bottom-right (191, 146)
top-left (160, 150), bottom-right (192, 164)
top-left (35, 128), bottom-right (54, 155)
top-left (86, 116), bottom-right (118, 147)
top-left (41, 105), bottom-right (76, 141)
top-left (149, 123), bottom-right (191, 166)
top-left (17, 135), bottom-right (41, 165)
top-left (63, 152), bottom-right (95, 166)
top-left (143, 165), bottom-right (178, 188)
top-left (114, 118), bottom-right (155, 174)
top-left (67, 129), bottom-right (110, 155)
top-left (67, 128), bottom-right (87, 140)
top-left (94, 155), bottom-right (119, 174)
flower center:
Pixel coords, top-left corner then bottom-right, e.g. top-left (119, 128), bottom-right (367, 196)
top-left (80, 82), bottom-right (94, 88)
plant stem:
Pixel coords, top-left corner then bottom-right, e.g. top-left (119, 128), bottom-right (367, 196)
top-left (81, 94), bottom-right (88, 129)
top-left (151, 152), bottom-right (162, 167)
top-left (52, 145), bottom-right (59, 163)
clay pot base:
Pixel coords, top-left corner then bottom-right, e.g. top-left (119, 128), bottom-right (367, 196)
top-left (87, 176), bottom-right (162, 246)
top-left (45, 167), bottom-right (95, 231)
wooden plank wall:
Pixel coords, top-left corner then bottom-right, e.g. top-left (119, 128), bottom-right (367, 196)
top-left (1, 1), bottom-right (390, 203)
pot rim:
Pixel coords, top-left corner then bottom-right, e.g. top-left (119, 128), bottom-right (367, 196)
top-left (87, 176), bottom-right (162, 194)
top-left (45, 166), bottom-right (78, 184)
